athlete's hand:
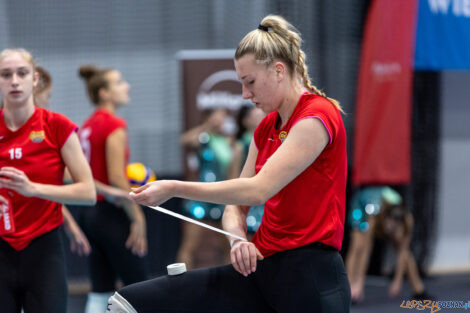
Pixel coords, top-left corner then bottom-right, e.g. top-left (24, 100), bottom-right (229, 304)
top-left (230, 239), bottom-right (264, 277)
top-left (104, 187), bottom-right (133, 207)
top-left (0, 167), bottom-right (37, 197)
top-left (129, 180), bottom-right (173, 207)
top-left (126, 214), bottom-right (148, 257)
top-left (64, 219), bottom-right (91, 256)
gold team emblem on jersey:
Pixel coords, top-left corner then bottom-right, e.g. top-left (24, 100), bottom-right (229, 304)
top-left (29, 130), bottom-right (45, 143)
top-left (279, 131), bottom-right (287, 142)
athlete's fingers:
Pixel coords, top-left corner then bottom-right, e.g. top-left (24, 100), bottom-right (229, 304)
top-left (138, 238), bottom-right (147, 256)
top-left (0, 171), bottom-right (20, 180)
top-left (240, 244), bottom-right (252, 275)
top-left (235, 247), bottom-right (248, 276)
top-left (130, 183), bottom-right (150, 194)
top-left (0, 177), bottom-right (15, 184)
top-left (131, 195), bottom-right (152, 207)
top-left (125, 231), bottom-right (136, 249)
top-left (126, 226), bottom-right (147, 257)
top-left (132, 236), bottom-right (141, 255)
top-left (255, 247), bottom-right (264, 260)
top-left (230, 250), bottom-right (242, 274)
top-left (248, 244), bottom-right (258, 272)
top-left (0, 178), bottom-right (20, 189)
top-left (70, 240), bottom-right (77, 254)
top-left (79, 236), bottom-right (91, 256)
top-left (140, 237), bottom-right (148, 256)
top-left (0, 169), bottom-right (26, 183)
top-left (0, 171), bottom-right (29, 188)
top-left (0, 167), bottom-right (24, 175)
top-left (129, 191), bottom-right (149, 205)
top-left (135, 237), bottom-right (146, 256)
top-left (74, 241), bottom-right (84, 256)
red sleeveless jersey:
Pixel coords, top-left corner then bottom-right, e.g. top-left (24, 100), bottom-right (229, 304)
top-left (0, 107), bottom-right (77, 250)
top-left (251, 93), bottom-right (347, 257)
top-left (79, 109), bottom-right (129, 201)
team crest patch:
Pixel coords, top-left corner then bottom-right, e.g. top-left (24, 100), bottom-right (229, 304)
top-left (279, 131), bottom-right (287, 142)
top-left (29, 130), bottom-right (45, 143)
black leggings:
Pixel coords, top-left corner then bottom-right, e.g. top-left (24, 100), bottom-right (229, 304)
top-left (0, 227), bottom-right (67, 313)
top-left (119, 243), bottom-right (351, 313)
top-left (79, 201), bottom-right (148, 292)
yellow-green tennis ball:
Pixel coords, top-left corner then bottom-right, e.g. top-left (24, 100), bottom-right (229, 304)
top-left (126, 162), bottom-right (156, 188)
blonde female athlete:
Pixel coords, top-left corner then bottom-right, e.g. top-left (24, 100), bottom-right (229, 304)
top-left (0, 48), bottom-right (95, 313)
top-left (109, 15), bottom-right (350, 313)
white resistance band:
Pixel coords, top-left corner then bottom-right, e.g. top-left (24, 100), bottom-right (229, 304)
top-left (148, 205), bottom-right (247, 242)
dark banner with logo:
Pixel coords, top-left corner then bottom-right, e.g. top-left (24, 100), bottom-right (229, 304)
top-left (178, 50), bottom-right (249, 179)
top-left (352, 0), bottom-right (418, 186)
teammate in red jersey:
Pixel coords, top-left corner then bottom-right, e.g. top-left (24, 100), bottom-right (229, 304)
top-left (77, 65), bottom-right (148, 313)
top-left (108, 15), bottom-right (350, 313)
top-left (0, 48), bottom-right (96, 313)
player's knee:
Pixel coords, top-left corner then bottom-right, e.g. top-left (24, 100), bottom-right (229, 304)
top-left (107, 292), bottom-right (138, 313)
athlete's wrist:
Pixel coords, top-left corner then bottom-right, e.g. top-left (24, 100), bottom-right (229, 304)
top-left (28, 181), bottom-right (41, 198)
top-left (230, 238), bottom-right (245, 248)
top-left (165, 180), bottom-right (179, 197)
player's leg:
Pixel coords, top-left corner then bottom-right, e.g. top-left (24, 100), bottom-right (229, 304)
top-left (254, 244), bottom-right (351, 313)
top-left (80, 202), bottom-right (119, 313)
top-left (21, 228), bottom-right (68, 313)
top-left (110, 265), bottom-right (274, 313)
top-left (97, 202), bottom-right (148, 286)
top-left (405, 253), bottom-right (426, 296)
top-left (0, 239), bottom-right (22, 313)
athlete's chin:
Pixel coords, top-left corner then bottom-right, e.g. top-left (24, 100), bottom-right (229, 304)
top-left (6, 96), bottom-right (27, 105)
top-left (257, 105), bottom-right (273, 114)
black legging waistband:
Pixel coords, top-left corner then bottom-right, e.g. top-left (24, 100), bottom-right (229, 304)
top-left (308, 241), bottom-right (338, 252)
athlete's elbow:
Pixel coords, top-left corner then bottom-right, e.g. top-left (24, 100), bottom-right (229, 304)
top-left (82, 184), bottom-right (97, 205)
top-left (88, 191), bottom-right (97, 205)
top-left (250, 196), bottom-right (265, 206)
top-left (243, 180), bottom-right (269, 206)
top-left (82, 198), bottom-right (96, 206)
top-left (247, 188), bottom-right (268, 206)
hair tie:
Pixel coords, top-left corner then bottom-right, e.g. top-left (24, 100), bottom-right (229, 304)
top-left (258, 24), bottom-right (269, 32)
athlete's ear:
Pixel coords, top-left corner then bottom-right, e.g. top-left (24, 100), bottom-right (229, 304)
top-left (98, 87), bottom-right (109, 102)
top-left (32, 71), bottom-right (39, 89)
top-left (273, 61), bottom-right (286, 82)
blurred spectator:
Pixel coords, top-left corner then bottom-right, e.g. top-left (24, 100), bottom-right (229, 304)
top-left (228, 105), bottom-right (265, 234)
top-left (178, 108), bottom-right (233, 268)
top-left (346, 186), bottom-right (430, 303)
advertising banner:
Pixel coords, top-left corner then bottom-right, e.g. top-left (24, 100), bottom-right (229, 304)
top-left (178, 49), bottom-right (249, 179)
top-left (352, 0), bottom-right (418, 186)
top-left (415, 0), bottom-right (470, 70)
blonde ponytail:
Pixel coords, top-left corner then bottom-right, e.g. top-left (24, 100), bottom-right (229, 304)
top-left (235, 15), bottom-right (343, 113)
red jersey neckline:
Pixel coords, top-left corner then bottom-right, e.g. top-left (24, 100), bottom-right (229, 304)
top-left (94, 107), bottom-right (115, 116)
top-left (273, 91), bottom-right (310, 131)
top-left (0, 106), bottom-right (38, 135)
